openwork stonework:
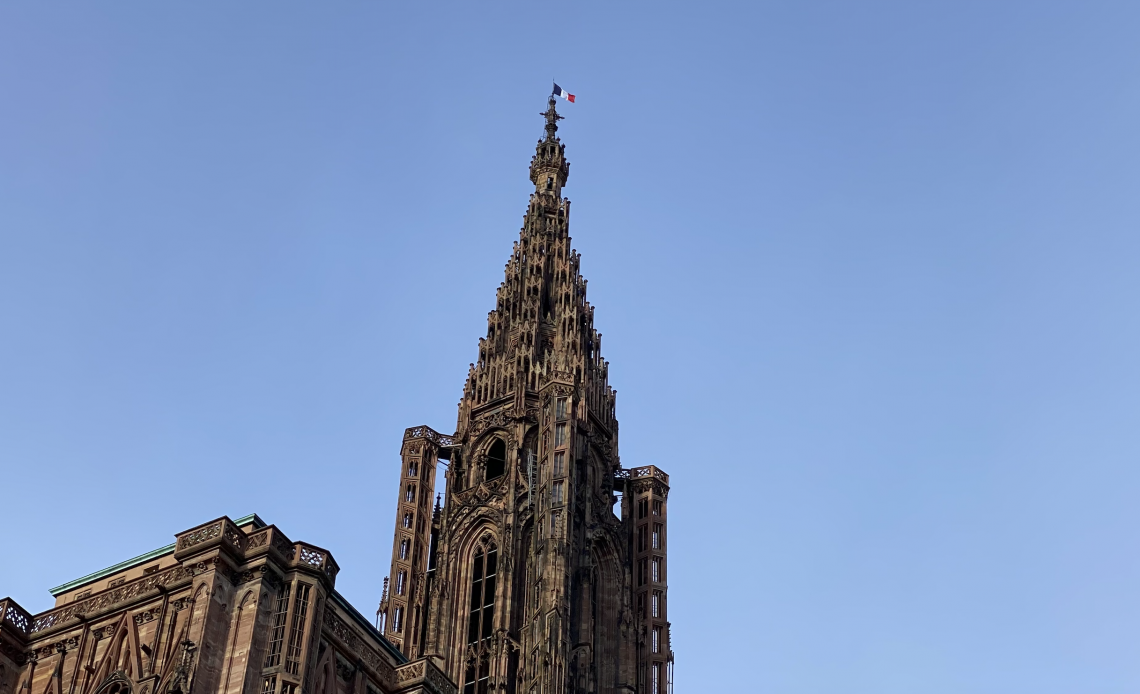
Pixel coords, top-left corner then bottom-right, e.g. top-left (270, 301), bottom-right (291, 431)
top-left (0, 98), bottom-right (672, 694)
top-left (376, 97), bottom-right (675, 694)
top-left (0, 515), bottom-right (438, 694)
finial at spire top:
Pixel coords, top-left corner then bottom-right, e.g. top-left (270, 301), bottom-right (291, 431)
top-left (541, 96), bottom-right (563, 141)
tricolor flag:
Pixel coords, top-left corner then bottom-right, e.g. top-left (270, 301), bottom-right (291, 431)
top-left (553, 83), bottom-right (576, 103)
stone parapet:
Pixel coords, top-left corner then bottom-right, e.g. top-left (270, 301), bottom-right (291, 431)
top-left (0, 514), bottom-right (451, 694)
top-left (393, 658), bottom-right (457, 694)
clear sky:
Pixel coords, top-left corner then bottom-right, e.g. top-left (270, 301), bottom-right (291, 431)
top-left (2, 2), bottom-right (1139, 691)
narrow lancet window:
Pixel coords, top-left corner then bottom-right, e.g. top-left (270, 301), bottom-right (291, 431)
top-left (464, 543), bottom-right (498, 694)
top-left (264, 583), bottom-right (291, 667)
top-left (284, 583), bottom-right (311, 675)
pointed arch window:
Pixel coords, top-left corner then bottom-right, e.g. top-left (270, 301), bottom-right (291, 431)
top-left (264, 583), bottom-right (291, 667)
top-left (463, 541), bottom-right (498, 694)
top-left (94, 675), bottom-right (131, 694)
top-left (466, 544), bottom-right (497, 644)
top-left (283, 582), bottom-right (311, 675)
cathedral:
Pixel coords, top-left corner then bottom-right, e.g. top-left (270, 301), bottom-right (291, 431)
top-left (375, 97), bottom-right (673, 694)
top-left (0, 97), bottom-right (673, 694)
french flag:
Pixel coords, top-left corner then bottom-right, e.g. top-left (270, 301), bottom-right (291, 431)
top-left (553, 83), bottom-right (576, 103)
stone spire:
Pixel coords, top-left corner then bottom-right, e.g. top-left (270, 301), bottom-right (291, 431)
top-left (530, 97), bottom-right (570, 199)
top-left (381, 96), bottom-right (673, 694)
top-left (455, 97), bottom-right (615, 438)
top-left (540, 95), bottom-right (563, 141)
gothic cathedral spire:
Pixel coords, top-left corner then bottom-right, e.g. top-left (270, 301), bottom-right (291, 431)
top-left (380, 97), bottom-right (673, 694)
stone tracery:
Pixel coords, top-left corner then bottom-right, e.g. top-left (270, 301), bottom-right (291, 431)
top-left (378, 97), bottom-right (674, 694)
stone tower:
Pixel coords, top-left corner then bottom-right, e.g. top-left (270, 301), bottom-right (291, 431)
top-left (378, 97), bottom-right (674, 694)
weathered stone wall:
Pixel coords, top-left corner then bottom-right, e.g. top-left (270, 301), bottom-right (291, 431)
top-left (0, 516), bottom-right (452, 694)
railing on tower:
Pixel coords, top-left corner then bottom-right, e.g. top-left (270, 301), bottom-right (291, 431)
top-left (403, 425), bottom-right (456, 448)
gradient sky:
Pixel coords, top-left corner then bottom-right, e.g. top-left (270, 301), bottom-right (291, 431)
top-left (3, 3), bottom-right (1140, 692)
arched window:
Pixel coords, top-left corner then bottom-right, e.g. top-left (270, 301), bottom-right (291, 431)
top-left (407, 461), bottom-right (418, 477)
top-left (466, 544), bottom-right (497, 645)
top-left (402, 513), bottom-right (413, 529)
top-left (464, 541), bottom-right (497, 694)
top-left (95, 675), bottom-right (131, 694)
top-left (486, 440), bottom-right (506, 480)
top-left (405, 485), bottom-right (416, 503)
top-left (396, 571), bottom-right (407, 595)
top-left (399, 538), bottom-right (410, 560)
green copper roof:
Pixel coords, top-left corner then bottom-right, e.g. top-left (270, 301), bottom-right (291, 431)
top-left (49, 513), bottom-right (266, 597)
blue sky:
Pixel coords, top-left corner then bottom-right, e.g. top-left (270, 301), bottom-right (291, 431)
top-left (2, 2), bottom-right (1140, 691)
